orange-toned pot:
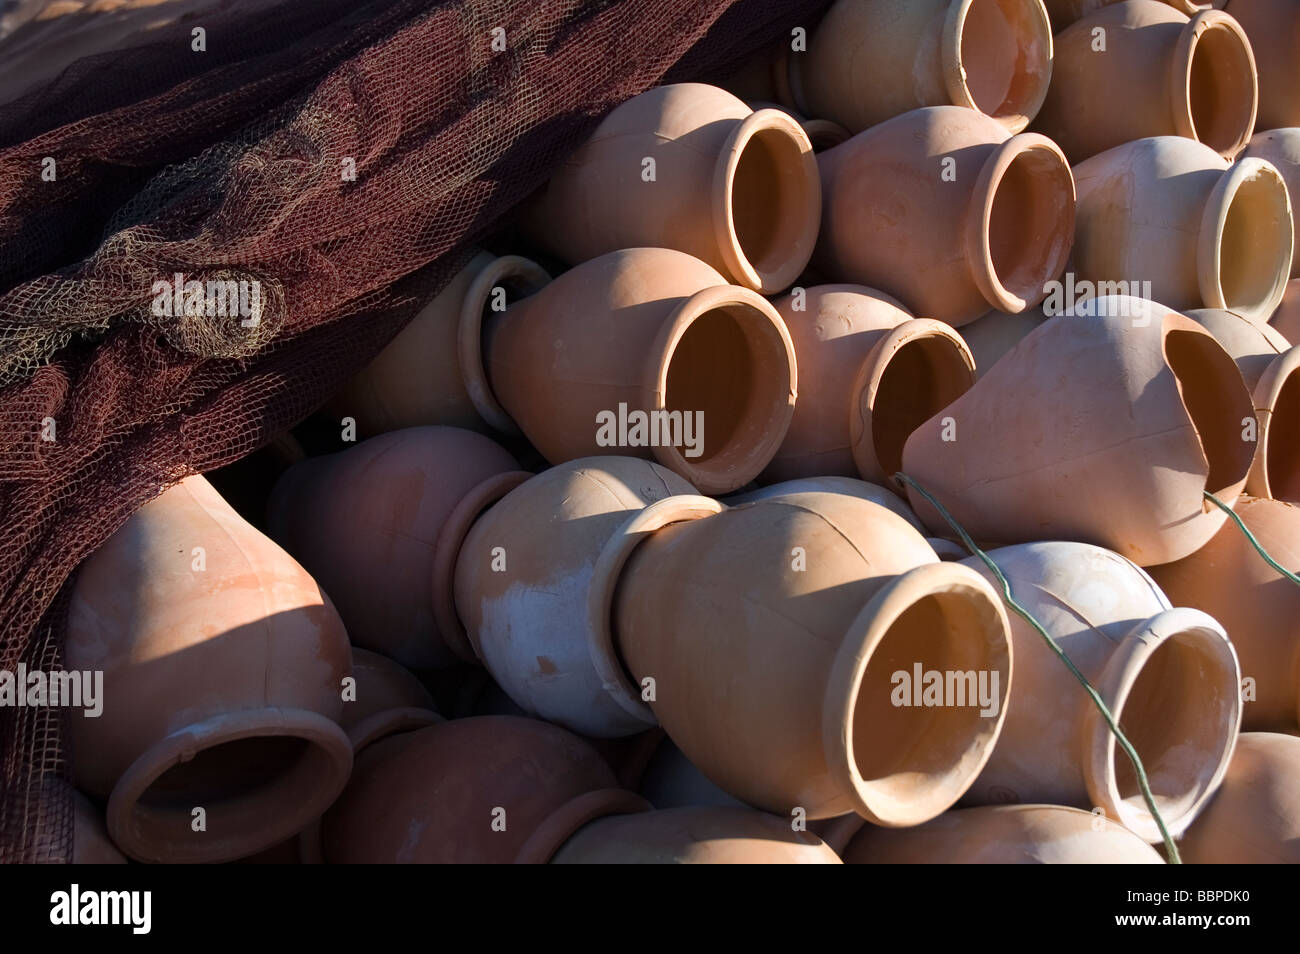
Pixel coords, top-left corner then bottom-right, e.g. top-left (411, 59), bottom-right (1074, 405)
top-left (1222, 0), bottom-right (1300, 130)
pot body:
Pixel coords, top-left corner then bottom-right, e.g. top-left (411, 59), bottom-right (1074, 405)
top-left (1225, 0), bottom-right (1300, 130)
top-left (901, 298), bottom-right (1256, 565)
top-left (815, 106), bottom-right (1075, 324)
top-left (66, 475), bottom-right (353, 863)
top-left (960, 304), bottom-right (1049, 378)
top-left (1148, 496), bottom-right (1300, 730)
top-left (341, 648), bottom-right (440, 750)
top-left (266, 426), bottom-right (518, 668)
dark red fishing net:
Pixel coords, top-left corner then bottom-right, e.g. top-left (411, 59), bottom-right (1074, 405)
top-left (0, 0), bottom-right (830, 862)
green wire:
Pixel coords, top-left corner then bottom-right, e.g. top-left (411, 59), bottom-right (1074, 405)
top-left (1203, 491), bottom-right (1300, 586)
top-left (894, 472), bottom-right (1182, 864)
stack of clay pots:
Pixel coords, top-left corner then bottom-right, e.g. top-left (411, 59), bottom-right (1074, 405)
top-left (66, 0), bottom-right (1300, 864)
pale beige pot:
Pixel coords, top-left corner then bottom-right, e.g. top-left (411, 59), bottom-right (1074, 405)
top-left (66, 475), bottom-right (354, 864)
top-left (328, 250), bottom-right (549, 436)
top-left (613, 491), bottom-right (1013, 824)
top-left (1072, 136), bottom-right (1292, 322)
top-left (833, 804), bottom-right (1164, 862)
top-left (1036, 1), bottom-right (1257, 162)
top-left (1148, 495), bottom-right (1300, 731)
top-left (958, 542), bottom-right (1241, 842)
top-left (902, 297), bottom-right (1256, 565)
top-left (480, 248), bottom-right (797, 495)
top-left (1178, 732), bottom-right (1300, 862)
top-left (816, 106), bottom-right (1075, 325)
top-left (1239, 128), bottom-right (1300, 278)
top-left (523, 83), bottom-right (820, 293)
top-left (762, 284), bottom-right (976, 483)
top-left (789, 0), bottom-right (1053, 135)
top-left (448, 457), bottom-right (696, 738)
top-left (1188, 307), bottom-right (1300, 500)
top-left (1222, 0), bottom-right (1300, 130)
top-left (960, 304), bottom-right (1049, 378)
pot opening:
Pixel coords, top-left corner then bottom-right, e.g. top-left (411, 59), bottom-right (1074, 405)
top-left (1266, 368), bottom-right (1300, 501)
top-left (847, 588), bottom-right (1006, 824)
top-left (1184, 18), bottom-right (1255, 156)
top-left (1164, 328), bottom-right (1255, 495)
top-left (1214, 168), bottom-right (1291, 318)
top-left (952, 0), bottom-right (1052, 129)
top-left (1110, 630), bottom-right (1237, 825)
top-left (870, 336), bottom-right (974, 479)
top-left (985, 145), bottom-right (1074, 306)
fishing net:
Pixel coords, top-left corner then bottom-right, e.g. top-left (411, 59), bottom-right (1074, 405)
top-left (0, 0), bottom-right (831, 862)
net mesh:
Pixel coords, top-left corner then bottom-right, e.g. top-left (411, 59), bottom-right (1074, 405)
top-left (0, 0), bottom-right (830, 863)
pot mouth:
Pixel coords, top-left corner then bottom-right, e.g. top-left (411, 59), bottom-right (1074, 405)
top-left (457, 254), bottom-right (551, 434)
top-left (1161, 315), bottom-right (1256, 502)
top-left (1198, 157), bottom-right (1292, 322)
top-left (823, 562), bottom-right (1013, 827)
top-left (107, 708), bottom-right (353, 864)
top-left (801, 118), bottom-right (851, 152)
top-left (942, 0), bottom-right (1053, 133)
top-left (849, 319), bottom-right (977, 486)
top-left (965, 133), bottom-right (1075, 314)
top-left (1249, 344), bottom-right (1300, 502)
top-left (1171, 11), bottom-right (1257, 159)
top-left (430, 469), bottom-right (533, 663)
top-left (1081, 608), bottom-right (1241, 842)
top-left (586, 495), bottom-right (725, 725)
top-left (513, 788), bottom-right (653, 864)
top-left (645, 285), bottom-right (796, 495)
top-left (712, 108), bottom-right (821, 293)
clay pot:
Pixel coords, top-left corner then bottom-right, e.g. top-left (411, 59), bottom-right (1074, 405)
top-left (958, 542), bottom-right (1240, 841)
top-left (1188, 308), bottom-right (1300, 500)
top-left (1272, 277), bottom-right (1300, 341)
top-left (73, 793), bottom-right (127, 865)
top-left (523, 83), bottom-right (820, 293)
top-left (341, 648), bottom-right (441, 751)
top-left (319, 716), bottom-right (631, 863)
top-left (816, 106), bottom-right (1075, 325)
top-left (760, 284), bottom-right (976, 483)
top-left (66, 475), bottom-right (354, 864)
top-left (834, 805), bottom-right (1164, 862)
top-left (1036, 2), bottom-right (1257, 163)
top-left (266, 426), bottom-right (520, 669)
top-left (725, 476), bottom-right (927, 535)
top-left (548, 806), bottom-right (843, 864)
top-left (1148, 495), bottom-right (1300, 730)
top-left (1042, 0), bottom-right (1123, 30)
top-left (901, 297), bottom-right (1257, 565)
top-left (1239, 128), bottom-right (1300, 278)
top-left (744, 101), bottom-right (852, 152)
top-left (1072, 137), bottom-right (1292, 322)
top-left (613, 491), bottom-right (1013, 823)
top-left (791, 0), bottom-right (1054, 135)
top-left (1179, 732), bottom-right (1300, 862)
top-left (1223, 0), bottom-right (1300, 130)
top-left (480, 248), bottom-right (797, 495)
top-left (328, 250), bottom-right (549, 436)
top-left (447, 457), bottom-right (697, 737)
top-left (960, 304), bottom-right (1049, 378)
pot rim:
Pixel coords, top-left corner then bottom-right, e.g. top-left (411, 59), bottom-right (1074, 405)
top-left (107, 707), bottom-right (353, 864)
top-left (457, 254), bottom-right (551, 434)
top-left (1081, 607), bottom-right (1242, 842)
top-left (644, 284), bottom-right (797, 495)
top-left (430, 469), bottom-right (534, 664)
top-left (941, 0), bottom-right (1054, 134)
top-left (711, 107), bottom-right (820, 293)
top-left (1247, 344), bottom-right (1300, 499)
top-left (822, 560), bottom-right (1013, 827)
top-left (586, 494), bottom-right (725, 726)
top-left (1170, 9), bottom-right (1258, 160)
top-left (513, 788), bottom-right (653, 864)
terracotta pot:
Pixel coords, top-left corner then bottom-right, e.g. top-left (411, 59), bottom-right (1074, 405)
top-left (1239, 128), bottom-right (1300, 278)
top-left (744, 101), bottom-right (852, 152)
top-left (957, 542), bottom-right (1240, 841)
top-left (319, 716), bottom-right (630, 863)
top-left (613, 491), bottom-right (1013, 823)
top-left (523, 83), bottom-right (820, 293)
top-left (66, 475), bottom-right (354, 864)
top-left (638, 738), bottom-right (749, 810)
top-left (448, 457), bottom-right (697, 737)
top-left (816, 106), bottom-right (1075, 325)
top-left (73, 792), bottom-right (127, 865)
top-left (1148, 495), bottom-right (1300, 730)
top-left (1179, 732), bottom-right (1300, 862)
top-left (328, 250), bottom-right (549, 437)
top-left (791, 0), bottom-right (1053, 135)
top-left (725, 476), bottom-right (928, 535)
top-left (1272, 276), bottom-right (1300, 341)
top-left (548, 806), bottom-right (843, 864)
top-left (760, 284), bottom-right (976, 483)
top-left (835, 804), bottom-right (1164, 862)
top-left (341, 648), bottom-right (441, 751)
top-left (1223, 0), bottom-right (1300, 130)
top-left (960, 304), bottom-right (1048, 378)
top-left (901, 297), bottom-right (1257, 565)
top-left (1072, 137), bottom-right (1292, 322)
top-left (480, 248), bottom-right (797, 495)
top-left (1188, 308), bottom-right (1300, 500)
top-left (266, 426), bottom-right (520, 669)
top-left (1036, 2), bottom-right (1257, 162)
top-left (1042, 0), bottom-right (1124, 29)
